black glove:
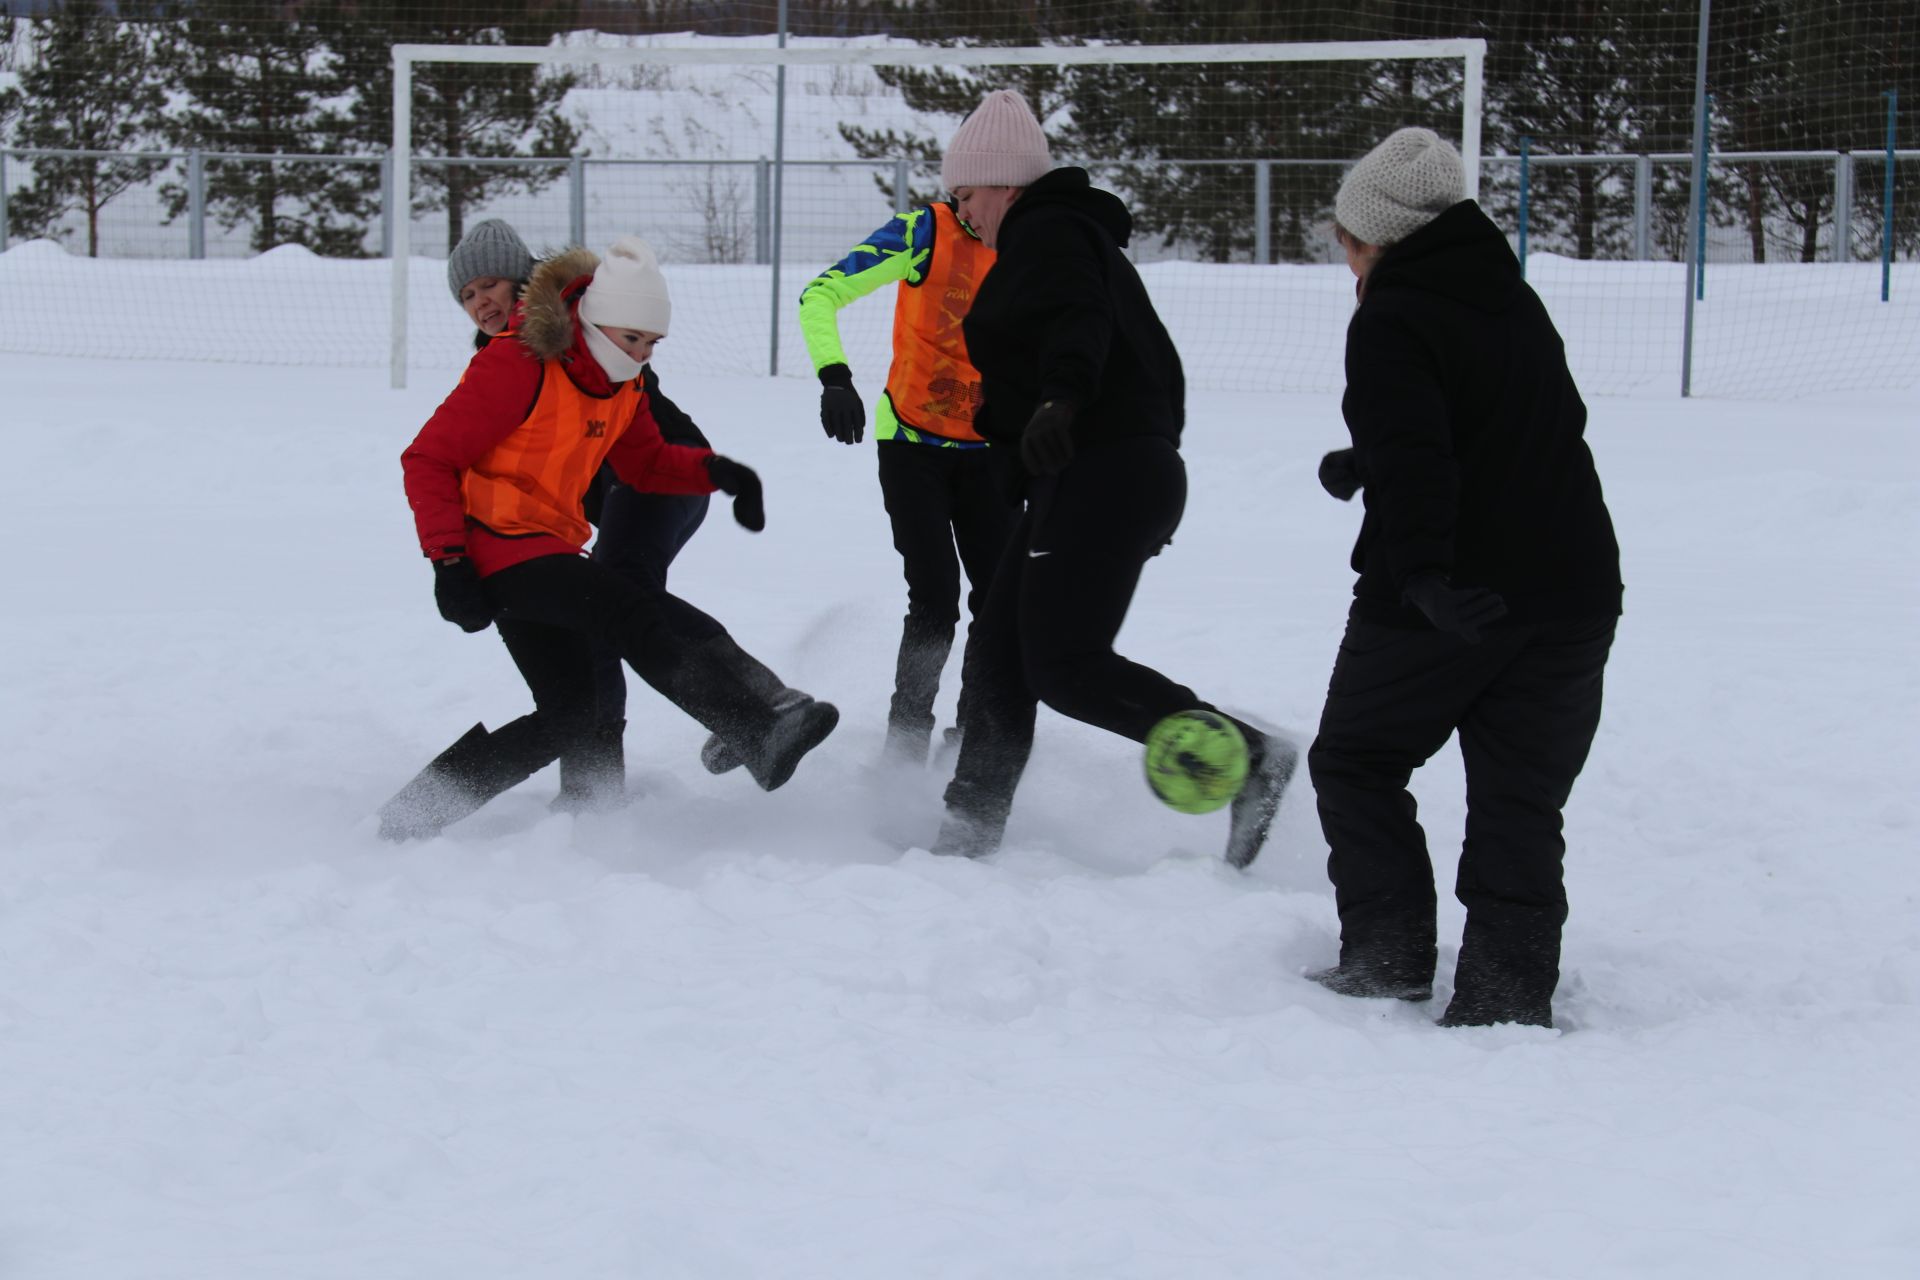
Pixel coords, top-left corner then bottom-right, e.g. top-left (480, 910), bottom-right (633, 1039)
top-left (1318, 448), bottom-right (1363, 501)
top-left (1402, 572), bottom-right (1509, 644)
top-left (433, 554), bottom-right (492, 633)
top-left (705, 454), bottom-right (765, 532)
top-left (1020, 399), bottom-right (1077, 476)
top-left (818, 364), bottom-right (865, 445)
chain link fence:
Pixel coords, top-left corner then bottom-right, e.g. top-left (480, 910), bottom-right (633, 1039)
top-left (1, 141), bottom-right (1914, 398)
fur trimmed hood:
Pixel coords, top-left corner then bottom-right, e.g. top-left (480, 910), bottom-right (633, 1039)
top-left (517, 246), bottom-right (600, 362)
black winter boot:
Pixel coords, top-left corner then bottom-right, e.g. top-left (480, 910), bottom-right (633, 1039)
top-left (1307, 960), bottom-right (1435, 1003)
top-left (694, 636), bottom-right (798, 775)
top-left (553, 720), bottom-right (626, 814)
top-left (929, 808), bottom-right (1003, 858)
top-left (666, 637), bottom-right (837, 792)
top-left (883, 629), bottom-right (951, 767)
top-left (378, 719), bottom-right (562, 841)
top-left (1436, 999), bottom-right (1553, 1029)
top-left (746, 697), bottom-right (841, 791)
top-left (1442, 920), bottom-right (1560, 1028)
top-left (929, 778), bottom-right (1012, 858)
top-left (1224, 720), bottom-right (1299, 870)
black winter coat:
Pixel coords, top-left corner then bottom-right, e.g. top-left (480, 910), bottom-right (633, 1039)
top-left (1343, 200), bottom-right (1622, 627)
top-left (961, 168), bottom-right (1185, 461)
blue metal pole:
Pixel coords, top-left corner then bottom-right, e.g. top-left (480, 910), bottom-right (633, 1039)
top-left (1518, 136), bottom-right (1530, 280)
top-left (768, 0), bottom-right (789, 376)
top-left (1681, 0), bottom-right (1711, 397)
top-left (1883, 90), bottom-right (1897, 303)
top-left (1695, 94), bottom-right (1713, 301)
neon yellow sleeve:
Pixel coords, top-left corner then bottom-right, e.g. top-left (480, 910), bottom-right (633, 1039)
top-left (797, 207), bottom-right (932, 374)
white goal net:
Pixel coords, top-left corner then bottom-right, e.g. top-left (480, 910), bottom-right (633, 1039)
top-left (386, 37), bottom-right (1487, 391)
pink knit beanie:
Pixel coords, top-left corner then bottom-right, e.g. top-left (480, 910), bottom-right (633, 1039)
top-left (941, 89), bottom-right (1052, 191)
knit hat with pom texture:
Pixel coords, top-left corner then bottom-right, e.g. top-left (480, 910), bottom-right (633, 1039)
top-left (446, 218), bottom-right (533, 301)
top-left (580, 235), bottom-right (671, 335)
top-left (1334, 127), bottom-right (1465, 247)
top-left (941, 89), bottom-right (1052, 191)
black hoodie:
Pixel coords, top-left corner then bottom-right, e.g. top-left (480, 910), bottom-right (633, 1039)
top-left (1342, 199), bottom-right (1622, 627)
top-left (960, 167), bottom-right (1186, 458)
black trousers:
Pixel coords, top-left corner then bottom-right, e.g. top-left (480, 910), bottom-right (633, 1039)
top-left (876, 439), bottom-right (1018, 746)
top-left (587, 486), bottom-right (711, 723)
top-left (486, 552), bottom-right (764, 752)
top-left (944, 435), bottom-right (1201, 827)
top-left (1308, 612), bottom-right (1616, 1014)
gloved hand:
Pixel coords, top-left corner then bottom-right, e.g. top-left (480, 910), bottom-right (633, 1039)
top-left (1020, 399), bottom-right (1077, 476)
top-left (1402, 572), bottom-right (1509, 643)
top-left (818, 364), bottom-right (864, 445)
top-left (1318, 448), bottom-right (1363, 501)
top-left (433, 554), bottom-right (492, 633)
top-left (705, 454), bottom-right (765, 532)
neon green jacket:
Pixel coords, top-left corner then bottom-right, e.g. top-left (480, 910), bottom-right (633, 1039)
top-left (798, 203), bottom-right (989, 448)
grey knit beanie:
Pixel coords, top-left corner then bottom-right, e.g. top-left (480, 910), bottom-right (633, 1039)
top-left (1334, 128), bottom-right (1465, 247)
top-left (446, 218), bottom-right (533, 301)
top-left (941, 89), bottom-right (1052, 191)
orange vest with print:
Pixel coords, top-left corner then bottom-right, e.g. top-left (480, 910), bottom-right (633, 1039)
top-left (888, 203), bottom-right (993, 443)
top-left (461, 353), bottom-right (642, 550)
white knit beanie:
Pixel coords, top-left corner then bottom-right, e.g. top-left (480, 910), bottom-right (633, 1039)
top-left (579, 235), bottom-right (671, 335)
top-left (941, 89), bottom-right (1052, 191)
top-left (1334, 127), bottom-right (1465, 247)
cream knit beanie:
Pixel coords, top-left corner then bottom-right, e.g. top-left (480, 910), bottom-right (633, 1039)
top-left (579, 235), bottom-right (671, 335)
top-left (941, 89), bottom-right (1052, 191)
top-left (1334, 127), bottom-right (1465, 247)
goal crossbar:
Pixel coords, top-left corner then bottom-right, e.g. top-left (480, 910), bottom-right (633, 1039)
top-left (389, 38), bottom-right (1486, 386)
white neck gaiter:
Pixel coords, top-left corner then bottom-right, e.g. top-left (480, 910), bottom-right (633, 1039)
top-left (581, 321), bottom-right (644, 385)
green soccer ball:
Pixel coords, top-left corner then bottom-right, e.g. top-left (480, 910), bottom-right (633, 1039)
top-left (1144, 710), bottom-right (1250, 815)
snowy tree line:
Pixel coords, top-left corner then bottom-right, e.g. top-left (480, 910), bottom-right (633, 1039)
top-left (0, 0), bottom-right (1913, 261)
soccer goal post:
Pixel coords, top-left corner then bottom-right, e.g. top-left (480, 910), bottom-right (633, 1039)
top-left (389, 38), bottom-right (1487, 389)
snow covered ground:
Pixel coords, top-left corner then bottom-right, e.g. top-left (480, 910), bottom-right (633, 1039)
top-left (3, 281), bottom-right (1918, 1275)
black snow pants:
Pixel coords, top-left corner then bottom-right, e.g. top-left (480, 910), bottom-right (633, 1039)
top-left (1308, 611), bottom-right (1616, 1022)
top-left (587, 486), bottom-right (712, 723)
top-left (484, 552), bottom-right (775, 772)
top-left (943, 435), bottom-right (1202, 836)
top-left (876, 438), bottom-right (1018, 759)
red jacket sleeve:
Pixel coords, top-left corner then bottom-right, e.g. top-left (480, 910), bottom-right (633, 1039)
top-left (400, 341), bottom-right (544, 559)
top-left (605, 390), bottom-right (718, 495)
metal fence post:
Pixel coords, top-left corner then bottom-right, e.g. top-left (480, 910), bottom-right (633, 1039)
top-left (568, 155), bottom-right (586, 248)
top-left (1253, 160), bottom-right (1271, 265)
top-left (893, 158), bottom-right (909, 212)
top-left (1681, 0), bottom-right (1712, 398)
top-left (380, 151), bottom-right (394, 259)
top-left (1634, 153), bottom-right (1652, 260)
top-left (1882, 90), bottom-right (1897, 302)
top-left (1832, 151), bottom-right (1852, 264)
top-left (755, 158), bottom-right (771, 265)
top-left (1695, 95), bottom-right (1712, 302)
top-left (1517, 137), bottom-right (1531, 279)
top-left (188, 149), bottom-right (206, 260)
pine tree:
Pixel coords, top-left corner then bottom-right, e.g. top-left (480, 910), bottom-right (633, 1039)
top-left (5, 0), bottom-right (168, 258)
top-left (320, 0), bottom-right (583, 253)
top-left (836, 1), bottom-right (1093, 211)
top-left (1476, 0), bottom-right (1697, 261)
top-left (1059, 2), bottom-right (1455, 264)
top-left (0, 14), bottom-right (18, 146)
top-left (158, 0), bottom-right (372, 255)
top-left (1711, 0), bottom-right (1919, 262)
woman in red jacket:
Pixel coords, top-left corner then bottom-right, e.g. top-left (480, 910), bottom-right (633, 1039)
top-left (381, 236), bottom-right (838, 840)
